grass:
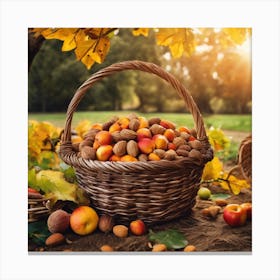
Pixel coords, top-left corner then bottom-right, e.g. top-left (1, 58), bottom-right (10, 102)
top-left (28, 111), bottom-right (252, 132)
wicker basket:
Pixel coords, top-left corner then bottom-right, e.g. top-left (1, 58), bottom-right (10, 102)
top-left (28, 197), bottom-right (50, 223)
top-left (238, 134), bottom-right (252, 182)
top-left (59, 60), bottom-right (213, 224)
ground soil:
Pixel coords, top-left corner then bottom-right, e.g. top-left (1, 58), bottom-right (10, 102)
top-left (29, 131), bottom-right (252, 253)
top-left (29, 184), bottom-right (251, 253)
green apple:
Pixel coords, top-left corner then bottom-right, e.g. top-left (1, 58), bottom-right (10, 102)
top-left (197, 187), bottom-right (211, 200)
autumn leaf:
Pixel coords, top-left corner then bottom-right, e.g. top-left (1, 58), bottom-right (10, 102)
top-left (222, 28), bottom-right (251, 45)
top-left (132, 28), bottom-right (150, 37)
top-left (207, 127), bottom-right (230, 152)
top-left (156, 28), bottom-right (196, 58)
top-left (202, 156), bottom-right (223, 180)
top-left (219, 173), bottom-right (250, 195)
top-left (35, 170), bottom-right (90, 207)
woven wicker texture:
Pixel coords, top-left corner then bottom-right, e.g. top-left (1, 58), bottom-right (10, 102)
top-left (59, 60), bottom-right (213, 224)
top-left (238, 134), bottom-right (252, 181)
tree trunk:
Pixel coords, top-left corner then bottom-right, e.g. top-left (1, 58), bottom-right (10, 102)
top-left (28, 30), bottom-right (45, 71)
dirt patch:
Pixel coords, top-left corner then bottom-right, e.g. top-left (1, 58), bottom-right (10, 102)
top-left (29, 184), bottom-right (252, 253)
top-left (223, 130), bottom-right (251, 144)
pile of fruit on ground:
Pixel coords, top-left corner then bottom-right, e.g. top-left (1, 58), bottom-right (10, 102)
top-left (28, 184), bottom-right (251, 253)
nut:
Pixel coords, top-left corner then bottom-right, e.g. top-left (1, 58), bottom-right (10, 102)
top-left (180, 132), bottom-right (190, 141)
top-left (47, 209), bottom-right (70, 233)
top-left (176, 149), bottom-right (189, 157)
top-left (111, 131), bottom-right (122, 142)
top-left (202, 206), bottom-right (221, 219)
top-left (138, 154), bottom-right (148, 161)
top-left (188, 149), bottom-right (202, 160)
top-left (173, 137), bottom-right (186, 148)
top-left (100, 245), bottom-right (114, 252)
top-left (153, 149), bottom-right (166, 159)
top-left (183, 245), bottom-right (196, 252)
top-left (83, 129), bottom-right (100, 140)
top-left (113, 225), bottom-right (128, 238)
top-left (98, 214), bottom-right (114, 233)
top-left (148, 117), bottom-right (161, 126)
top-left (215, 199), bottom-right (228, 207)
top-left (129, 118), bottom-right (140, 131)
top-left (113, 140), bottom-right (127, 157)
top-left (45, 233), bottom-right (65, 247)
top-left (189, 139), bottom-right (203, 150)
top-left (72, 143), bottom-right (80, 152)
top-left (164, 149), bottom-right (177, 160)
top-left (120, 129), bottom-right (137, 141)
top-left (178, 144), bottom-right (192, 151)
top-left (152, 244), bottom-right (167, 252)
top-left (80, 146), bottom-right (96, 160)
top-left (149, 124), bottom-right (166, 135)
top-left (79, 139), bottom-right (94, 151)
top-left (126, 140), bottom-right (139, 157)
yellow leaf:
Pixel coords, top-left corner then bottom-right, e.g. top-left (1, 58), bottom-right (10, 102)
top-left (222, 28), bottom-right (250, 45)
top-left (75, 39), bottom-right (95, 60)
top-left (220, 173), bottom-right (250, 195)
top-left (156, 28), bottom-right (195, 58)
top-left (202, 156), bottom-right (223, 180)
top-left (61, 33), bottom-right (77, 51)
top-left (132, 28), bottom-right (149, 37)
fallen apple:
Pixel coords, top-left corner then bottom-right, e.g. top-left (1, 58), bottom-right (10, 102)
top-left (240, 202), bottom-right (252, 221)
top-left (130, 219), bottom-right (146, 236)
top-left (197, 187), bottom-right (211, 200)
top-left (223, 204), bottom-right (247, 227)
top-left (70, 206), bottom-right (99, 235)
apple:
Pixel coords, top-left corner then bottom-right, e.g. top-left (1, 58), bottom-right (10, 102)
top-left (240, 202), bottom-right (252, 221)
top-left (70, 206), bottom-right (99, 235)
top-left (129, 219), bottom-right (146, 236)
top-left (197, 187), bottom-right (211, 200)
top-left (223, 204), bottom-right (247, 227)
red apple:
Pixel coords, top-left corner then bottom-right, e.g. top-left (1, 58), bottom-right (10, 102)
top-left (240, 202), bottom-right (252, 221)
top-left (223, 204), bottom-right (247, 227)
top-left (129, 219), bottom-right (146, 236)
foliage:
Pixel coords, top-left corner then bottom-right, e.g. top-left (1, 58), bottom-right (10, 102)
top-left (201, 156), bottom-right (250, 195)
top-left (30, 28), bottom-right (251, 70)
top-left (148, 229), bottom-right (188, 249)
top-left (28, 169), bottom-right (89, 207)
top-left (28, 220), bottom-right (50, 245)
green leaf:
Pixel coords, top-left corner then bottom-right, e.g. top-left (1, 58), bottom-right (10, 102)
top-left (148, 229), bottom-right (188, 250)
top-left (35, 170), bottom-right (89, 207)
top-left (28, 220), bottom-right (50, 245)
top-left (210, 193), bottom-right (231, 201)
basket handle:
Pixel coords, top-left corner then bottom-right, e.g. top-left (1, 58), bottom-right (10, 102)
top-left (61, 60), bottom-right (207, 143)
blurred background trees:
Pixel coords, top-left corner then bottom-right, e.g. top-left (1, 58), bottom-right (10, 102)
top-left (28, 28), bottom-right (251, 114)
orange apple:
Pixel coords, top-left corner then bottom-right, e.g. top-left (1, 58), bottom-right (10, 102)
top-left (168, 142), bottom-right (176, 150)
top-left (160, 120), bottom-right (176, 130)
top-left (96, 145), bottom-right (113, 161)
top-left (223, 204), bottom-right (247, 227)
top-left (129, 219), bottom-right (146, 236)
top-left (138, 116), bottom-right (149, 129)
top-left (148, 152), bottom-right (161, 161)
top-left (70, 206), bottom-right (99, 235)
top-left (118, 117), bottom-right (130, 129)
top-left (164, 129), bottom-right (176, 142)
top-left (137, 128), bottom-right (152, 141)
top-left (178, 126), bottom-right (191, 134)
top-left (138, 138), bottom-right (155, 154)
top-left (120, 155), bottom-right (138, 162)
top-left (153, 134), bottom-right (169, 150)
top-left (109, 122), bottom-right (121, 133)
top-left (240, 202), bottom-right (252, 221)
top-left (95, 131), bottom-right (112, 145)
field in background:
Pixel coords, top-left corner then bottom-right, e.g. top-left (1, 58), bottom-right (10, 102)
top-left (28, 111), bottom-right (252, 132)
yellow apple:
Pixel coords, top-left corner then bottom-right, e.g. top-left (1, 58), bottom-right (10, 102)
top-left (70, 206), bottom-right (99, 235)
